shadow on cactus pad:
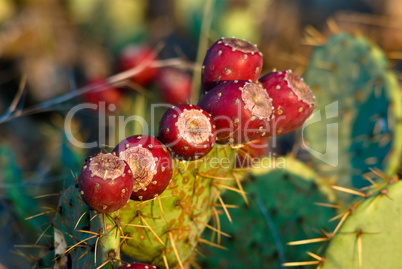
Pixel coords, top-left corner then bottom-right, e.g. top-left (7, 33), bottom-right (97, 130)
top-left (198, 157), bottom-right (335, 268)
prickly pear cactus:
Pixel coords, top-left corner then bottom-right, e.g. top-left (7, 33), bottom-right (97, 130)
top-left (53, 145), bottom-right (248, 268)
top-left (198, 156), bottom-right (336, 268)
top-left (320, 176), bottom-right (402, 268)
top-left (303, 32), bottom-right (402, 188)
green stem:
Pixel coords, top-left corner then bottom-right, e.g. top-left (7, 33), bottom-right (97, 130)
top-left (92, 212), bottom-right (121, 269)
top-left (191, 0), bottom-right (215, 102)
top-left (133, 93), bottom-right (147, 135)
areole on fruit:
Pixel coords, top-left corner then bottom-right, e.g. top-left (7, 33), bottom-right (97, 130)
top-left (113, 135), bottom-right (173, 201)
top-left (158, 104), bottom-right (217, 160)
top-left (198, 80), bottom-right (272, 144)
top-left (78, 153), bottom-right (134, 213)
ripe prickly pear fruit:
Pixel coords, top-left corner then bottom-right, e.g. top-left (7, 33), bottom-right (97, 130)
top-left (158, 104), bottom-right (217, 160)
top-left (119, 45), bottom-right (158, 86)
top-left (198, 80), bottom-right (273, 145)
top-left (259, 70), bottom-right (315, 136)
top-left (156, 67), bottom-right (192, 105)
top-left (117, 263), bottom-right (157, 269)
top-left (112, 135), bottom-right (173, 201)
top-left (235, 136), bottom-right (270, 168)
top-left (202, 37), bottom-right (263, 93)
top-left (78, 153), bottom-right (134, 213)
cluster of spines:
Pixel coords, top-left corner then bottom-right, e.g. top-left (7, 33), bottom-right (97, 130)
top-left (283, 169), bottom-right (400, 268)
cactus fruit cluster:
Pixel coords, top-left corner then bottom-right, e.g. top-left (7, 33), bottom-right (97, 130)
top-left (44, 37), bottom-right (315, 269)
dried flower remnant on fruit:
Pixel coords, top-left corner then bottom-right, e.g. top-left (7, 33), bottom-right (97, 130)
top-left (89, 154), bottom-right (126, 180)
top-left (178, 109), bottom-right (212, 144)
top-left (119, 146), bottom-right (156, 192)
top-left (113, 135), bottom-right (173, 201)
top-left (241, 82), bottom-right (273, 119)
top-left (222, 38), bottom-right (260, 54)
top-left (285, 71), bottom-right (315, 106)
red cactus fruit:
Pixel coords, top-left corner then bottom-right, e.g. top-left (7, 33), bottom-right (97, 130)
top-left (112, 135), bottom-right (173, 201)
top-left (198, 80), bottom-right (273, 145)
top-left (202, 37), bottom-right (263, 93)
top-left (259, 70), bottom-right (315, 136)
top-left (119, 45), bottom-right (158, 86)
top-left (156, 67), bottom-right (192, 105)
top-left (117, 263), bottom-right (157, 269)
top-left (235, 137), bottom-right (270, 168)
top-left (158, 104), bottom-right (217, 161)
top-left (78, 153), bottom-right (134, 213)
top-left (83, 78), bottom-right (122, 107)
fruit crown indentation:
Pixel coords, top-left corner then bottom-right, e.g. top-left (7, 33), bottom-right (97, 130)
top-left (89, 153), bottom-right (126, 180)
top-left (119, 146), bottom-right (156, 192)
top-left (178, 109), bottom-right (212, 144)
top-left (241, 82), bottom-right (273, 119)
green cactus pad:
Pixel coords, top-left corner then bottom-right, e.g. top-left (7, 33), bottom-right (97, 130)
top-left (304, 32), bottom-right (402, 188)
top-left (54, 185), bottom-right (94, 268)
top-left (322, 179), bottom-right (402, 269)
top-left (198, 157), bottom-right (336, 268)
top-left (119, 145), bottom-right (247, 268)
